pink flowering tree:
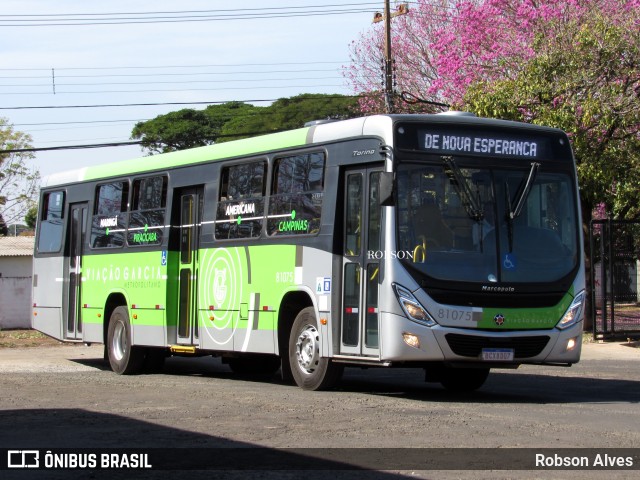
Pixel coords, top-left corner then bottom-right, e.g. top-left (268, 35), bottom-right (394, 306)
top-left (464, 7), bottom-right (640, 218)
top-left (346, 1), bottom-right (640, 329)
top-left (344, 0), bottom-right (452, 113)
top-left (346, 0), bottom-right (640, 216)
top-left (346, 0), bottom-right (639, 110)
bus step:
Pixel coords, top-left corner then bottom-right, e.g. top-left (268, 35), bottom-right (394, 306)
top-left (169, 345), bottom-right (197, 354)
top-left (331, 355), bottom-right (390, 367)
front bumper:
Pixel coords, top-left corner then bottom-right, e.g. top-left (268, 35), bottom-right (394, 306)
top-left (378, 312), bottom-right (582, 365)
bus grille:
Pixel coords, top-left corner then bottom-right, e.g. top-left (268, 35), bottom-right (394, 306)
top-left (445, 334), bottom-right (550, 359)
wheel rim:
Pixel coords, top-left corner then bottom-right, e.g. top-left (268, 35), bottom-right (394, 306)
top-left (112, 320), bottom-right (127, 361)
top-left (295, 324), bottom-right (320, 374)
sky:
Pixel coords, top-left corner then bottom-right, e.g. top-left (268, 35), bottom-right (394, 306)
top-left (1, 1), bottom-right (380, 179)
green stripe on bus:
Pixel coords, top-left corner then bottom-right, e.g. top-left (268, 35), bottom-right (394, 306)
top-left (476, 290), bottom-right (574, 330)
top-left (80, 244), bottom-right (299, 330)
top-left (82, 128), bottom-right (311, 181)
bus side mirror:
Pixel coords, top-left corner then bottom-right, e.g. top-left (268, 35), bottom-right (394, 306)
top-left (379, 172), bottom-right (395, 206)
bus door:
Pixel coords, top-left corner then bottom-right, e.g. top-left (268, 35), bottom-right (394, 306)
top-left (341, 167), bottom-right (382, 357)
top-left (65, 202), bottom-right (88, 340)
top-left (174, 187), bottom-right (203, 345)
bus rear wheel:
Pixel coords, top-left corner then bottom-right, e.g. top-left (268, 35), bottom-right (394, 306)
top-left (107, 306), bottom-right (145, 375)
top-left (288, 307), bottom-right (343, 391)
top-left (439, 367), bottom-right (489, 392)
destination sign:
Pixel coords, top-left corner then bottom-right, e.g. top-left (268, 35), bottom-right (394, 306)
top-left (415, 128), bottom-right (553, 159)
top-left (421, 132), bottom-right (541, 157)
top-left (423, 133), bottom-right (538, 157)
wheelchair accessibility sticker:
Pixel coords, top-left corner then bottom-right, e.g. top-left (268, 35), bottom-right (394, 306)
top-left (503, 253), bottom-right (517, 270)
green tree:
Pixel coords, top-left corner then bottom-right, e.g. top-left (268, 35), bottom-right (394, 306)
top-left (0, 118), bottom-right (40, 234)
top-left (25, 204), bottom-right (37, 229)
top-left (131, 95), bottom-right (358, 153)
top-left (218, 94), bottom-right (358, 142)
top-left (132, 108), bottom-right (222, 154)
top-left (131, 102), bottom-right (258, 154)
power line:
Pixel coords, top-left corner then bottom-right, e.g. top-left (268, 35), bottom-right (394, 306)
top-left (3, 128), bottom-right (299, 153)
top-left (0, 3), bottom-right (378, 18)
top-left (0, 99), bottom-right (273, 110)
top-left (0, 4), bottom-right (379, 27)
top-left (0, 75), bottom-right (342, 88)
top-left (5, 94), bottom-right (364, 147)
top-left (0, 61), bottom-right (348, 72)
top-left (3, 84), bottom-right (347, 95)
top-left (0, 4), bottom-right (375, 153)
top-left (14, 97), bottom-right (367, 129)
top-left (0, 62), bottom-right (352, 96)
top-left (0, 94), bottom-right (361, 110)
top-left (0, 68), bottom-right (343, 80)
top-left (14, 100), bottom-right (361, 128)
top-left (3, 141), bottom-right (142, 153)
top-left (13, 119), bottom-right (148, 127)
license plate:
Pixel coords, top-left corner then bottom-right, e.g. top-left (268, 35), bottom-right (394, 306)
top-left (481, 348), bottom-right (514, 361)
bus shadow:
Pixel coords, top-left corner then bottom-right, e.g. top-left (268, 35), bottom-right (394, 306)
top-left (337, 368), bottom-right (640, 405)
top-left (71, 356), bottom-right (640, 405)
top-left (1, 408), bottom-right (415, 480)
top-left (72, 354), bottom-right (286, 383)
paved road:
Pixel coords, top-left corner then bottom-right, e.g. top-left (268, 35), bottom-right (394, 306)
top-left (1, 341), bottom-right (639, 479)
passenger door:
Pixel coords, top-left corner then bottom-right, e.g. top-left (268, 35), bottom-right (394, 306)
top-left (174, 187), bottom-right (203, 345)
top-left (65, 202), bottom-right (88, 340)
top-left (341, 167), bottom-right (382, 357)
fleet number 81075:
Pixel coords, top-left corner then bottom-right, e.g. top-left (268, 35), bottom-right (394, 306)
top-left (436, 309), bottom-right (478, 322)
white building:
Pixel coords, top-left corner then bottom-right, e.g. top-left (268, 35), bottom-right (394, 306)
top-left (0, 236), bottom-right (34, 329)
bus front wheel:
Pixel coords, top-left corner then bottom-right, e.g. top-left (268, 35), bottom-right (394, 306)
top-left (288, 307), bottom-right (343, 391)
top-left (107, 306), bottom-right (145, 375)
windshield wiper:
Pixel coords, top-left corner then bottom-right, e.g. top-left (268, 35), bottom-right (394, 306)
top-left (505, 162), bottom-right (540, 252)
top-left (443, 157), bottom-right (483, 221)
top-left (511, 162), bottom-right (540, 219)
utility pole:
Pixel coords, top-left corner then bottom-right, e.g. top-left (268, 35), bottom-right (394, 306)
top-left (373, 1), bottom-right (408, 114)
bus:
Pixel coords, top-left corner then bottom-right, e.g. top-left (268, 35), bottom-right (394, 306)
top-left (32, 113), bottom-right (585, 391)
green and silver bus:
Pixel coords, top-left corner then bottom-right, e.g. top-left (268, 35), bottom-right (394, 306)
top-left (32, 113), bottom-right (585, 391)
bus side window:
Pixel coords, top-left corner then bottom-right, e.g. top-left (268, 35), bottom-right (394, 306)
top-left (267, 152), bottom-right (325, 236)
top-left (345, 174), bottom-right (362, 256)
top-left (215, 160), bottom-right (266, 240)
top-left (127, 175), bottom-right (167, 247)
top-left (91, 181), bottom-right (129, 248)
top-left (37, 191), bottom-right (65, 253)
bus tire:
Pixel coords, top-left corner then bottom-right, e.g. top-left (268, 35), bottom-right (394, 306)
top-left (440, 367), bottom-right (489, 392)
top-left (289, 307), bottom-right (343, 391)
top-left (107, 306), bottom-right (145, 375)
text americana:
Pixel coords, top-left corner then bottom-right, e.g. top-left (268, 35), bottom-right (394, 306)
top-left (225, 203), bottom-right (256, 216)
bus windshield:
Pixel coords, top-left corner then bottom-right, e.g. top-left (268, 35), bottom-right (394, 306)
top-left (396, 159), bottom-right (579, 284)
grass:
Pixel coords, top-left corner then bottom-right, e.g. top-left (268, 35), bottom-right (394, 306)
top-left (0, 329), bottom-right (62, 348)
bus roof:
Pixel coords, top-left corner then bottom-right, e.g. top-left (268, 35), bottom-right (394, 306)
top-left (41, 114), bottom-right (564, 188)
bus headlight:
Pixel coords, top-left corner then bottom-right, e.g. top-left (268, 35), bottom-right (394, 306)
top-left (556, 291), bottom-right (585, 330)
top-left (392, 283), bottom-right (437, 327)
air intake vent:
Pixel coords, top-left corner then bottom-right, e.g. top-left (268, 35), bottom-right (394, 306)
top-left (445, 333), bottom-right (550, 358)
